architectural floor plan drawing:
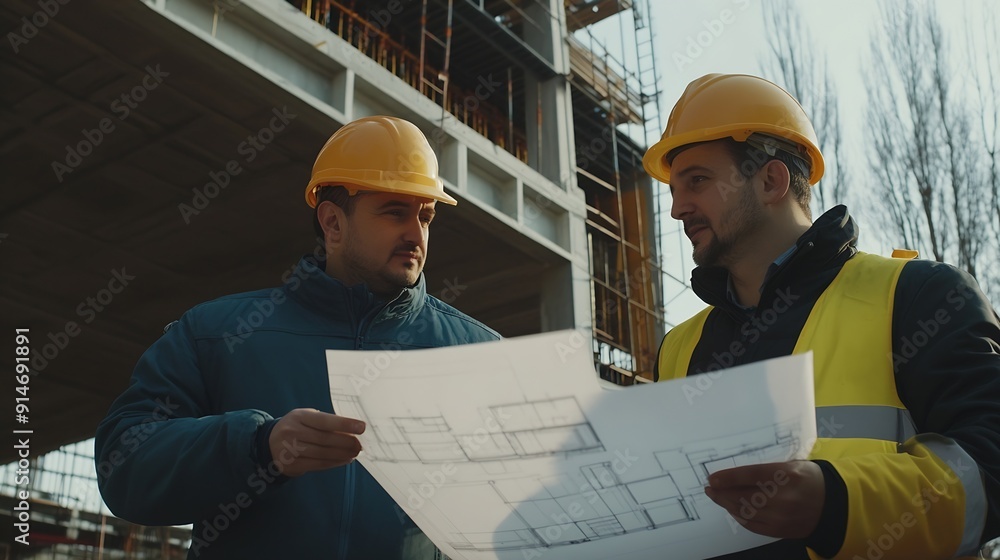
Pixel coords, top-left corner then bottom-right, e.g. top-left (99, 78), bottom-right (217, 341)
top-left (326, 331), bottom-right (816, 560)
top-left (328, 392), bottom-right (605, 464)
top-left (441, 421), bottom-right (802, 554)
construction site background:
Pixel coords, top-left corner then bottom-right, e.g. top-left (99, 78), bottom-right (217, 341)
top-left (0, 0), bottom-right (678, 555)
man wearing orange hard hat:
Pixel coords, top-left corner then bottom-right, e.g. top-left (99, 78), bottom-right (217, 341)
top-left (96, 116), bottom-right (498, 559)
top-left (645, 74), bottom-right (1000, 559)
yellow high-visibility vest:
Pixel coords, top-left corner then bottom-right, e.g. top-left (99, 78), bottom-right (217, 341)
top-left (656, 252), bottom-right (983, 559)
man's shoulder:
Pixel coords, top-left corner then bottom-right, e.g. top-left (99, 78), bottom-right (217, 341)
top-left (190, 288), bottom-right (281, 313)
top-left (845, 252), bottom-right (978, 295)
top-left (420, 295), bottom-right (501, 342)
top-left (898, 258), bottom-right (972, 284)
top-left (174, 288), bottom-right (288, 335)
top-left (892, 258), bottom-right (991, 317)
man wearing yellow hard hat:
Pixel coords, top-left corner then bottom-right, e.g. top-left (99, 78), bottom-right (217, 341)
top-left (96, 115), bottom-right (498, 559)
top-left (645, 74), bottom-right (1000, 559)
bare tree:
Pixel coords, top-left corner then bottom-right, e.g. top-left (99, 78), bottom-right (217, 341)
top-left (863, 0), bottom-right (997, 297)
top-left (966, 5), bottom-right (1000, 294)
top-left (760, 0), bottom-right (849, 213)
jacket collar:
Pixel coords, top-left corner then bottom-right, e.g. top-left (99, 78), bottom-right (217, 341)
top-left (691, 204), bottom-right (859, 310)
top-left (288, 254), bottom-right (427, 323)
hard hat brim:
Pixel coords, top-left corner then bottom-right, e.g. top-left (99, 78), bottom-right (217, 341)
top-left (305, 169), bottom-right (458, 207)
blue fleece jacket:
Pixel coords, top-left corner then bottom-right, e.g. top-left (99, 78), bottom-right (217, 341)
top-left (95, 255), bottom-right (499, 559)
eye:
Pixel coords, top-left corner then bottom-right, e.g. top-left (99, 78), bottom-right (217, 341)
top-left (420, 214), bottom-right (434, 225)
top-left (685, 176), bottom-right (710, 191)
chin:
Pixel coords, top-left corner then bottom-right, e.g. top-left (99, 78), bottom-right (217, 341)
top-left (692, 246), bottom-right (717, 267)
top-left (386, 270), bottom-right (420, 289)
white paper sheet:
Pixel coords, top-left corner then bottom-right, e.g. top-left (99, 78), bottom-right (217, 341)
top-left (326, 330), bottom-right (815, 560)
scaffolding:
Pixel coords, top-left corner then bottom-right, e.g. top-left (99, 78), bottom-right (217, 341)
top-left (567, 0), bottom-right (668, 383)
top-left (0, 440), bottom-right (190, 559)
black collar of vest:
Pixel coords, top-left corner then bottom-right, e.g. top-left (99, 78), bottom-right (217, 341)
top-left (691, 204), bottom-right (859, 312)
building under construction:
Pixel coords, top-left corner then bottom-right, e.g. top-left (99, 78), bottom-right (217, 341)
top-left (0, 0), bottom-right (676, 554)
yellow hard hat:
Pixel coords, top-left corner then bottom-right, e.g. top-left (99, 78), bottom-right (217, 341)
top-left (642, 74), bottom-right (825, 185)
top-left (305, 116), bottom-right (457, 207)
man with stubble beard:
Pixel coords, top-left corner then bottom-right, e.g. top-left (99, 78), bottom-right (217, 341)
top-left (96, 116), bottom-right (498, 559)
top-left (645, 74), bottom-right (1000, 559)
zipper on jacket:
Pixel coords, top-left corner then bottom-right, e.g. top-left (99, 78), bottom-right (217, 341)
top-left (338, 293), bottom-right (410, 560)
top-left (355, 291), bottom-right (406, 349)
top-left (338, 290), bottom-right (402, 558)
top-left (354, 308), bottom-right (379, 349)
top-left (338, 288), bottom-right (366, 560)
top-left (338, 461), bottom-right (356, 560)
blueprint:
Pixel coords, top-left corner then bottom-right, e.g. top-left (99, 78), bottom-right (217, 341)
top-left (326, 330), bottom-right (816, 560)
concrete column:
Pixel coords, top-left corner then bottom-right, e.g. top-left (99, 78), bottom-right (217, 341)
top-left (522, 0), bottom-right (576, 190)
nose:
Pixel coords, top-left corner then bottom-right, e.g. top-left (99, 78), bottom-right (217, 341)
top-left (402, 214), bottom-right (428, 247)
top-left (670, 188), bottom-right (693, 221)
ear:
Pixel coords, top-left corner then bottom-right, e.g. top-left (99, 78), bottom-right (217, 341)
top-left (317, 200), bottom-right (347, 245)
top-left (758, 159), bottom-right (790, 206)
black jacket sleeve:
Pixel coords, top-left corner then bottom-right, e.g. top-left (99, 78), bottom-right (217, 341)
top-left (892, 260), bottom-right (1000, 546)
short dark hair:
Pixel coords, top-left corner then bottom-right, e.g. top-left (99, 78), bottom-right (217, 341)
top-left (721, 138), bottom-right (812, 219)
top-left (312, 186), bottom-right (362, 238)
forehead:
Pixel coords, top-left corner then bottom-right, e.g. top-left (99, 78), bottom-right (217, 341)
top-left (357, 192), bottom-right (437, 209)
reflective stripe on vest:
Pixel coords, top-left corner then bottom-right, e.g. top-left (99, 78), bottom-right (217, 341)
top-left (908, 434), bottom-right (988, 555)
top-left (816, 405), bottom-right (916, 443)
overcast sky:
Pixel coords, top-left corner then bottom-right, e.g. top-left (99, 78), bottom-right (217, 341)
top-left (583, 0), bottom-right (998, 324)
